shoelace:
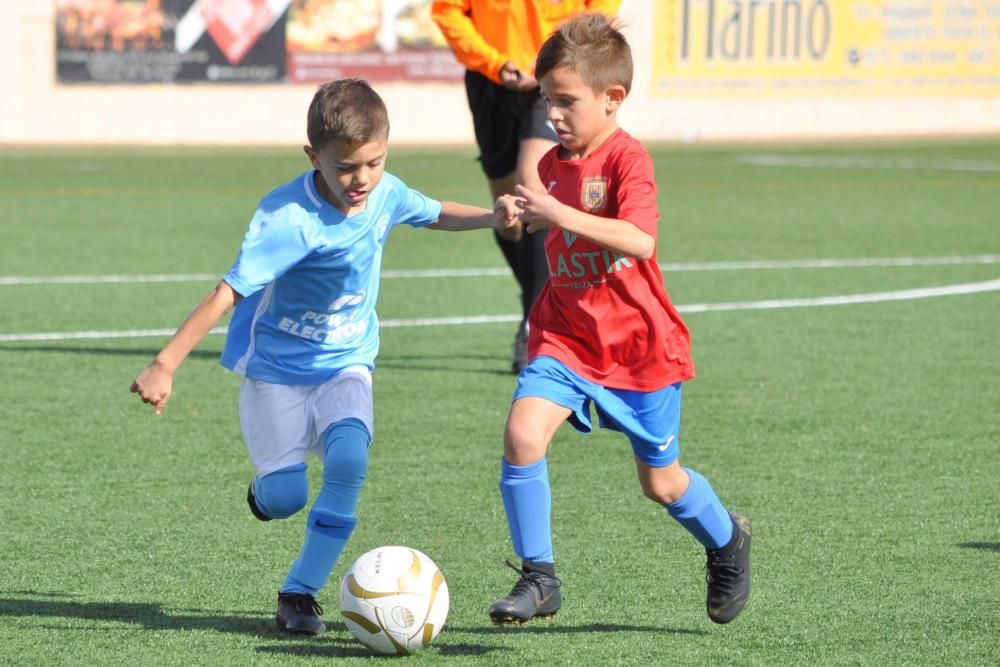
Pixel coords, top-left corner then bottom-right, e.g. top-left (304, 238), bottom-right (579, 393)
top-left (503, 559), bottom-right (562, 596)
top-left (705, 550), bottom-right (743, 595)
top-left (281, 593), bottom-right (324, 616)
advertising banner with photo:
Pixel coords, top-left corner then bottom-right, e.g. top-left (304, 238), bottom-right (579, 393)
top-left (55, 0), bottom-right (462, 83)
top-left (285, 0), bottom-right (463, 82)
top-left (56, 0), bottom-right (288, 83)
top-left (652, 0), bottom-right (1000, 96)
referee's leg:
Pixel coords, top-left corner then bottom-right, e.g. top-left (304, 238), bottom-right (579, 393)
top-left (512, 137), bottom-right (556, 319)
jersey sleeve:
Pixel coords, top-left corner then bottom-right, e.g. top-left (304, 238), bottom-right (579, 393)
top-left (614, 148), bottom-right (659, 236)
top-left (393, 187), bottom-right (444, 228)
top-left (536, 146), bottom-right (558, 188)
top-left (431, 0), bottom-right (506, 83)
top-left (223, 207), bottom-right (314, 297)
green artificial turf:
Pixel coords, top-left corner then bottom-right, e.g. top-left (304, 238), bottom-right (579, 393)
top-left (0, 139), bottom-right (997, 665)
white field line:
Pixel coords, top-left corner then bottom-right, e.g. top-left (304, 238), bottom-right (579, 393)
top-left (737, 155), bottom-right (1000, 171)
top-left (2, 279), bottom-right (997, 343)
top-left (677, 278), bottom-right (1000, 313)
top-left (1, 255), bottom-right (998, 286)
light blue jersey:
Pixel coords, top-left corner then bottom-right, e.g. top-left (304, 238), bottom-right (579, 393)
top-left (220, 170), bottom-right (441, 384)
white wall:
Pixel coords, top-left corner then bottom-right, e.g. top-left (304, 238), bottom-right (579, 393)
top-left (2, 0), bottom-right (998, 145)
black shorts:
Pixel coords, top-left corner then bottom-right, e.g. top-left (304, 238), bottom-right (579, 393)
top-left (464, 70), bottom-right (558, 180)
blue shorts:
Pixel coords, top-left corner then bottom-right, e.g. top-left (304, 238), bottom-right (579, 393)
top-left (513, 356), bottom-right (682, 467)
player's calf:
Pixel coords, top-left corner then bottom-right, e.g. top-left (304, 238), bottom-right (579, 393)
top-left (705, 511), bottom-right (752, 624)
top-left (488, 560), bottom-right (561, 625)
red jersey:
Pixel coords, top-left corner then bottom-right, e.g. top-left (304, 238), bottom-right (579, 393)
top-left (527, 129), bottom-right (695, 391)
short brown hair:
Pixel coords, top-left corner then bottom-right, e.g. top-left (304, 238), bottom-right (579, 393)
top-left (306, 79), bottom-right (389, 149)
top-left (535, 14), bottom-right (632, 94)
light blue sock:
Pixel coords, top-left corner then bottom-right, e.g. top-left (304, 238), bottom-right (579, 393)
top-left (666, 468), bottom-right (734, 549)
top-left (499, 457), bottom-right (554, 564)
top-left (282, 418), bottom-right (370, 595)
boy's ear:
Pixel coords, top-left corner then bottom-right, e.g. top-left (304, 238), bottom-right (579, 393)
top-left (605, 85), bottom-right (627, 111)
top-left (303, 145), bottom-right (321, 169)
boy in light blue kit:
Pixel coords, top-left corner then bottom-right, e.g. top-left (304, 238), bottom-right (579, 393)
top-left (130, 79), bottom-right (520, 635)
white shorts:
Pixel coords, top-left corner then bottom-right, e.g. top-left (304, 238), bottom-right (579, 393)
top-left (239, 367), bottom-right (374, 476)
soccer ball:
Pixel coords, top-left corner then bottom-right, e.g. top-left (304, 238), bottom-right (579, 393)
top-left (339, 546), bottom-right (449, 655)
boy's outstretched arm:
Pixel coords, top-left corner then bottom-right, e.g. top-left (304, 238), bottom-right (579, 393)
top-left (427, 198), bottom-right (523, 240)
top-left (513, 184), bottom-right (655, 259)
top-left (130, 280), bottom-right (241, 414)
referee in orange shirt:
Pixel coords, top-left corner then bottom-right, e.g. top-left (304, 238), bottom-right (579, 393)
top-left (432, 0), bottom-right (621, 373)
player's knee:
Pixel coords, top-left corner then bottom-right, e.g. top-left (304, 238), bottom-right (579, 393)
top-left (322, 418), bottom-right (371, 489)
top-left (642, 483), bottom-right (682, 505)
top-left (639, 465), bottom-right (688, 505)
top-left (503, 420), bottom-right (547, 465)
top-left (255, 464), bottom-right (309, 519)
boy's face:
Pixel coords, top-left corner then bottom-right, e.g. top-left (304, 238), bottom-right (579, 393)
top-left (540, 66), bottom-right (625, 159)
top-left (304, 136), bottom-right (388, 215)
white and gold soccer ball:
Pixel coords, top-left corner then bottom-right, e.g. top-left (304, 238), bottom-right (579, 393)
top-left (339, 546), bottom-right (449, 655)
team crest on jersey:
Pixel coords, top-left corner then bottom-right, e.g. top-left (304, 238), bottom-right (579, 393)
top-left (580, 176), bottom-right (608, 212)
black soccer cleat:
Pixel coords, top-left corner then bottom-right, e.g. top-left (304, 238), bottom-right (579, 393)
top-left (488, 560), bottom-right (562, 625)
top-left (247, 479), bottom-right (272, 522)
top-left (276, 592), bottom-right (326, 635)
top-left (705, 511), bottom-right (752, 624)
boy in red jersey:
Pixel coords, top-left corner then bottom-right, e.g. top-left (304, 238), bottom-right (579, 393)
top-left (487, 14), bottom-right (752, 626)
top-left (432, 0), bottom-right (621, 373)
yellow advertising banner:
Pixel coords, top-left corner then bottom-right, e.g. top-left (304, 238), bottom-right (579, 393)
top-left (653, 0), bottom-right (1000, 96)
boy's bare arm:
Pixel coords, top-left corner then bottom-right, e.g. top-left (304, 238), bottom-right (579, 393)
top-left (513, 185), bottom-right (654, 259)
top-left (427, 199), bottom-right (523, 240)
top-left (130, 280), bottom-right (241, 414)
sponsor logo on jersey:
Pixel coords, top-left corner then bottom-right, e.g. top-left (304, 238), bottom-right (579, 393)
top-left (376, 214), bottom-right (391, 243)
top-left (329, 291), bottom-right (366, 311)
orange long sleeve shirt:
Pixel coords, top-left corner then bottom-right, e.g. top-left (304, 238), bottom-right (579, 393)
top-left (431, 0), bottom-right (621, 85)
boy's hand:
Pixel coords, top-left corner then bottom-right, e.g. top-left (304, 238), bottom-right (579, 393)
top-left (130, 361), bottom-right (174, 415)
top-left (499, 61), bottom-right (538, 91)
top-left (514, 184), bottom-right (563, 233)
top-left (494, 194), bottom-right (523, 241)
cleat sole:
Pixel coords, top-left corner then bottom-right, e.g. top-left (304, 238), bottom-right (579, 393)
top-left (490, 616), bottom-right (528, 626)
top-left (489, 611), bottom-right (558, 626)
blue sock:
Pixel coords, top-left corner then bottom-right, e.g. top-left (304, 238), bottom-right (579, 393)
top-left (666, 468), bottom-right (734, 549)
top-left (282, 418), bottom-right (370, 596)
top-left (253, 464), bottom-right (308, 519)
top-left (499, 457), bottom-right (554, 564)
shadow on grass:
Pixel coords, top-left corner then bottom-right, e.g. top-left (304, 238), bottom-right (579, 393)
top-left (959, 542), bottom-right (1000, 552)
top-left (0, 593), bottom-right (270, 637)
top-left (2, 593), bottom-right (698, 657)
top-left (254, 621), bottom-right (701, 659)
top-left (257, 638), bottom-right (504, 659)
top-left (448, 622), bottom-right (707, 636)
top-left (1, 594), bottom-right (504, 657)
top-left (0, 345), bottom-right (220, 360)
